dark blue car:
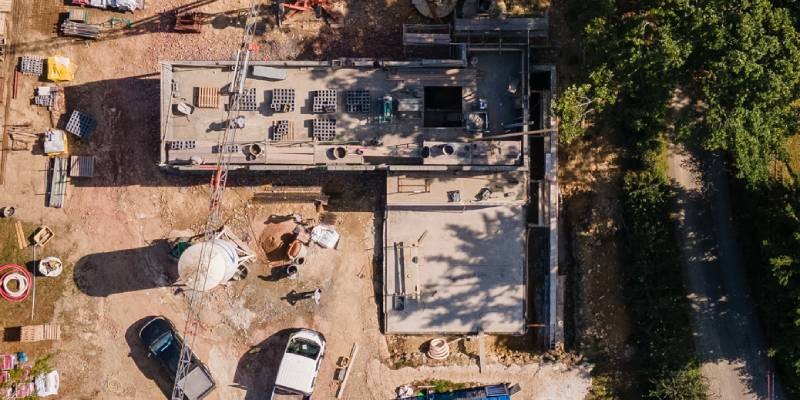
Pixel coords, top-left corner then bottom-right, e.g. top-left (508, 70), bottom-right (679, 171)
top-left (139, 316), bottom-right (216, 400)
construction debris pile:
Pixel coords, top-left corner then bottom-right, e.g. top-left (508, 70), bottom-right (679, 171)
top-left (259, 208), bottom-right (340, 280)
top-left (0, 354), bottom-right (59, 398)
top-left (11, 55), bottom-right (96, 209)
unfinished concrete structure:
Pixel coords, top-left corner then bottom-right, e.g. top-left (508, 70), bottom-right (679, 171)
top-left (158, 13), bottom-right (561, 342)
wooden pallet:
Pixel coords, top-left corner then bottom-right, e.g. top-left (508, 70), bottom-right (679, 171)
top-left (20, 324), bottom-right (61, 342)
top-left (195, 87), bottom-right (219, 108)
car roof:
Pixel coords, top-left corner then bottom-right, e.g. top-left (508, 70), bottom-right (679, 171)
top-left (273, 330), bottom-right (325, 394)
top-left (274, 353), bottom-right (318, 395)
top-left (139, 316), bottom-right (172, 343)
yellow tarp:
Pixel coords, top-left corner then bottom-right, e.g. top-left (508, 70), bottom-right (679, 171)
top-left (46, 56), bottom-right (76, 82)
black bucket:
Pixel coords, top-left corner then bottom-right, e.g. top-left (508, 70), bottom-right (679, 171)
top-left (421, 146), bottom-right (431, 158)
top-left (0, 207), bottom-right (15, 218)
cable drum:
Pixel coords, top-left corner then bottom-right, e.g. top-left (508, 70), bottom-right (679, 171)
top-left (0, 264), bottom-right (32, 302)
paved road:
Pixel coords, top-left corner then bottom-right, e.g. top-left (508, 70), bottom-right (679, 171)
top-left (667, 143), bottom-right (784, 400)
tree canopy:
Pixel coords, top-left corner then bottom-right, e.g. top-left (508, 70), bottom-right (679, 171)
top-left (556, 0), bottom-right (800, 185)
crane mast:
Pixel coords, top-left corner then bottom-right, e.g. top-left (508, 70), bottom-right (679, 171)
top-left (170, 2), bottom-right (261, 399)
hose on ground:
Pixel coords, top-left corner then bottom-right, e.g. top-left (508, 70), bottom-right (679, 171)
top-left (0, 264), bottom-right (32, 302)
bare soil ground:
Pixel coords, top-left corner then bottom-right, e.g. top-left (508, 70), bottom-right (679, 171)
top-left (0, 0), bottom-right (591, 398)
top-left (544, 0), bottom-right (636, 396)
top-left (559, 132), bottom-right (636, 398)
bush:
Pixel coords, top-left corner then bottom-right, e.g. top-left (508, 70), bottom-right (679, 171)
top-left (731, 183), bottom-right (800, 397)
top-left (622, 170), bottom-right (707, 399)
top-left (648, 365), bottom-right (707, 400)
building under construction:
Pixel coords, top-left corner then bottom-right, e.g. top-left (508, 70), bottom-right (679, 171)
top-left (158, 16), bottom-right (561, 344)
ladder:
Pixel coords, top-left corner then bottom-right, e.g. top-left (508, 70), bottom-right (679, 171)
top-left (170, 2), bottom-right (261, 399)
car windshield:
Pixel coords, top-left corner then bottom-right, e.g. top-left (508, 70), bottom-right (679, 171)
top-left (286, 338), bottom-right (320, 360)
top-left (149, 331), bottom-right (173, 355)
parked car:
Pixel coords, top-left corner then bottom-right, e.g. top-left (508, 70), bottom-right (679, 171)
top-left (138, 316), bottom-right (215, 400)
top-left (271, 329), bottom-right (326, 399)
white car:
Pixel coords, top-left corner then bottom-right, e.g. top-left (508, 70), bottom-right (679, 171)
top-left (271, 329), bottom-right (326, 399)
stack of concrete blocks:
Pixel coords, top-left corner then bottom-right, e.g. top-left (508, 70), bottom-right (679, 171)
top-left (346, 89), bottom-right (370, 113)
top-left (65, 110), bottom-right (97, 139)
top-left (231, 87), bottom-right (258, 111)
top-left (272, 120), bottom-right (290, 141)
top-left (19, 56), bottom-right (44, 76)
top-left (271, 88), bottom-right (295, 112)
top-left (312, 119), bottom-right (336, 141)
top-left (313, 89), bottom-right (337, 113)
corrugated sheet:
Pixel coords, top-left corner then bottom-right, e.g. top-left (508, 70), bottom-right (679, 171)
top-left (69, 155), bottom-right (94, 178)
top-left (47, 157), bottom-right (68, 208)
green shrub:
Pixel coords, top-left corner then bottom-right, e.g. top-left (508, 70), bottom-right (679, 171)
top-left (648, 365), bottom-right (707, 400)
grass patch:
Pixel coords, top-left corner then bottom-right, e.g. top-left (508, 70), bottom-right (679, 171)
top-left (0, 218), bottom-right (34, 268)
top-left (392, 359), bottom-right (418, 370)
top-left (0, 218), bottom-right (71, 327)
top-left (413, 379), bottom-right (473, 394)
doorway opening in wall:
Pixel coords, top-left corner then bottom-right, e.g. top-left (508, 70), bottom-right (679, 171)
top-left (423, 86), bottom-right (463, 128)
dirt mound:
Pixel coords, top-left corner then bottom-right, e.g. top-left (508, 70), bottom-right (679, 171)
top-left (258, 219), bottom-right (298, 263)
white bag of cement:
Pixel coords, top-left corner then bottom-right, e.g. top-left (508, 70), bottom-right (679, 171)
top-left (311, 225), bottom-right (340, 249)
top-left (112, 0), bottom-right (138, 11)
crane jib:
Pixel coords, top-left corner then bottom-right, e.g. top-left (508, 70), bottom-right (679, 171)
top-left (170, 1), bottom-right (261, 399)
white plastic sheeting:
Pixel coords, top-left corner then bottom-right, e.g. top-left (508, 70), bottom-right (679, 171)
top-left (35, 371), bottom-right (59, 397)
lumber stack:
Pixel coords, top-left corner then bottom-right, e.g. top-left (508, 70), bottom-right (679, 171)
top-left (61, 21), bottom-right (100, 39)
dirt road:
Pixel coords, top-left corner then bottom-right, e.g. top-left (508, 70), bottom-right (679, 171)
top-left (667, 143), bottom-right (784, 399)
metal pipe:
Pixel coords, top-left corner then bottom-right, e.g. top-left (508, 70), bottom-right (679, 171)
top-left (470, 128), bottom-right (556, 141)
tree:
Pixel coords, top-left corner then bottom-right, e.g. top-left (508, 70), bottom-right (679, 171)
top-left (553, 66), bottom-right (618, 144)
top-left (692, 1), bottom-right (800, 185)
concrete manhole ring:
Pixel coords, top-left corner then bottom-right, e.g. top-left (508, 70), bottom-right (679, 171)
top-left (104, 377), bottom-right (124, 394)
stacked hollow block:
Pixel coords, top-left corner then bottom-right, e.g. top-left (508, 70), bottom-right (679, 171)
top-left (19, 56), bottom-right (44, 76)
top-left (312, 119), bottom-right (336, 141)
top-left (169, 140), bottom-right (196, 150)
top-left (346, 89), bottom-right (370, 113)
top-left (64, 110), bottom-right (97, 139)
top-left (231, 87), bottom-right (258, 111)
top-left (272, 120), bottom-right (290, 141)
top-left (271, 88), bottom-right (295, 112)
top-left (313, 90), bottom-right (337, 113)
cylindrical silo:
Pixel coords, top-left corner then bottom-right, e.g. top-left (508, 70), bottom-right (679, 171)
top-left (177, 239), bottom-right (239, 292)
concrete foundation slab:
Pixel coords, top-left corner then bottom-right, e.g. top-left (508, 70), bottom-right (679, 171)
top-left (383, 175), bottom-right (527, 334)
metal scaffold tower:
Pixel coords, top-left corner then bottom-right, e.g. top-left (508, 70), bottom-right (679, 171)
top-left (170, 1), bottom-right (261, 399)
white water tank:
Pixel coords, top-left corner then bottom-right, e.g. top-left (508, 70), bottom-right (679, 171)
top-left (177, 239), bottom-right (239, 292)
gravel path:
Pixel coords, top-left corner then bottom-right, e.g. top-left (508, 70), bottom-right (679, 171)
top-left (667, 143), bottom-right (785, 400)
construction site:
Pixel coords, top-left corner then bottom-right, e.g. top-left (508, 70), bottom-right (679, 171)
top-left (0, 0), bottom-right (589, 399)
